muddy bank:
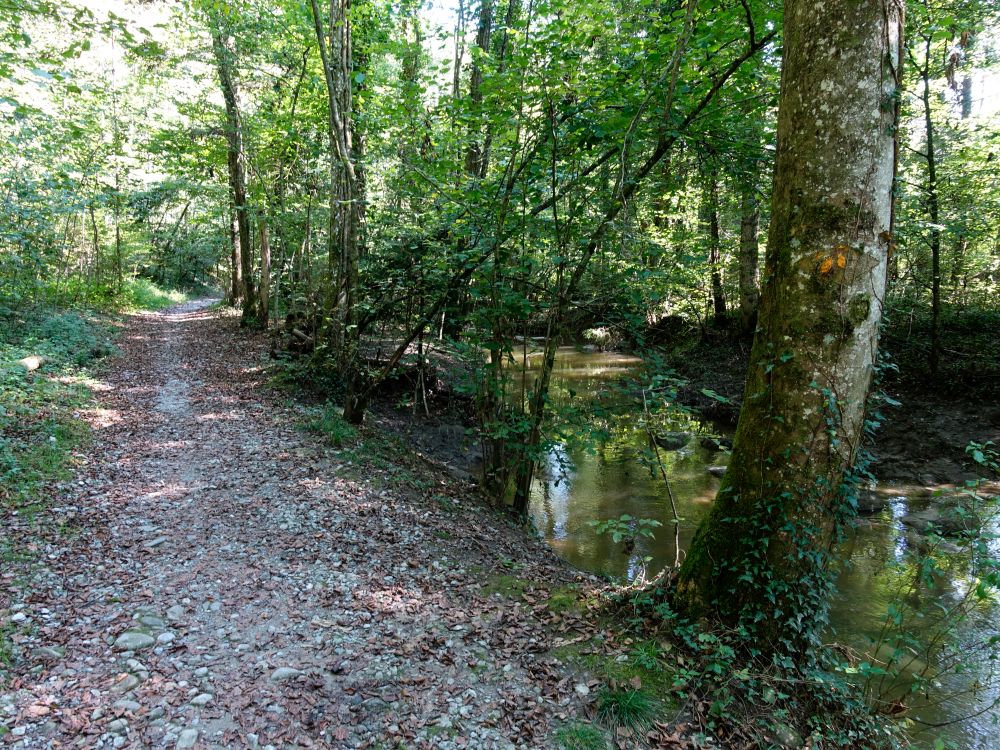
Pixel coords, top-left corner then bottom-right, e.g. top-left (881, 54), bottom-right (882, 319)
top-left (663, 336), bottom-right (1000, 486)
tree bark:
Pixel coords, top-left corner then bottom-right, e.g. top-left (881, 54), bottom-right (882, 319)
top-left (258, 216), bottom-right (271, 327)
top-left (737, 179), bottom-right (760, 335)
top-left (674, 0), bottom-right (903, 652)
top-left (465, 0), bottom-right (493, 178)
top-left (919, 39), bottom-right (942, 375)
top-left (309, 0), bottom-right (363, 422)
top-left (211, 22), bottom-right (257, 327)
top-left (699, 172), bottom-right (726, 323)
top-left (228, 203), bottom-right (242, 304)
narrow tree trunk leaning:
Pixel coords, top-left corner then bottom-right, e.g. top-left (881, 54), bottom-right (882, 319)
top-left (211, 22), bottom-right (257, 328)
top-left (502, 14), bottom-right (775, 515)
top-left (673, 0), bottom-right (904, 653)
top-left (737, 180), bottom-right (760, 335)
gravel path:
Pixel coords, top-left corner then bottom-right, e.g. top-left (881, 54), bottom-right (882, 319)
top-left (1, 301), bottom-right (595, 749)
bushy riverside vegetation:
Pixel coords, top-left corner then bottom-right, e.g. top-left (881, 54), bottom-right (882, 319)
top-left (3, 0), bottom-right (1000, 747)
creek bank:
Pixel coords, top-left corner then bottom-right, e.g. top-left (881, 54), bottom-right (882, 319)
top-left (661, 334), bottom-right (999, 487)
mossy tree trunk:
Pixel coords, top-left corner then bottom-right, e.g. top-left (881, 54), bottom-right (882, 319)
top-left (674, 0), bottom-right (904, 652)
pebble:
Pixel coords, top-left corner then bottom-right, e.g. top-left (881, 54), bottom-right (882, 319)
top-left (112, 674), bottom-right (143, 694)
top-left (176, 728), bottom-right (199, 749)
top-left (11, 612), bottom-right (27, 624)
top-left (166, 605), bottom-right (185, 621)
top-left (157, 632), bottom-right (176, 645)
top-left (574, 683), bottom-right (590, 697)
top-left (113, 700), bottom-right (140, 713)
top-left (269, 667), bottom-right (302, 682)
top-left (32, 646), bottom-right (65, 660)
top-left (190, 693), bottom-right (213, 706)
top-left (113, 631), bottom-right (156, 651)
top-left (106, 718), bottom-right (128, 735)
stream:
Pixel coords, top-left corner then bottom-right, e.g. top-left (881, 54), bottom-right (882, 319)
top-left (519, 347), bottom-right (998, 749)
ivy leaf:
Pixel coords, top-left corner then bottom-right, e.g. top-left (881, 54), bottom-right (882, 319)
top-left (700, 388), bottom-right (730, 404)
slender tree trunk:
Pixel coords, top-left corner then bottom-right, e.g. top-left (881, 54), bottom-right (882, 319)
top-left (674, 0), bottom-right (903, 652)
top-left (920, 45), bottom-right (942, 375)
top-left (258, 217), bottom-right (271, 327)
top-left (89, 205), bottom-right (101, 283)
top-left (309, 0), bottom-right (364, 422)
top-left (212, 22), bottom-right (257, 327)
top-left (700, 172), bottom-right (726, 323)
top-left (228, 204), bottom-right (242, 304)
top-left (738, 180), bottom-right (760, 335)
top-left (465, 0), bottom-right (493, 177)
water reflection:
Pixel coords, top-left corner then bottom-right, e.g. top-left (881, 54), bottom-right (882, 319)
top-left (519, 346), bottom-right (998, 749)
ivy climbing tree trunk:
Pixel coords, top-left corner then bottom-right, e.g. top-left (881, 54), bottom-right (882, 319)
top-left (674, 0), bottom-right (904, 651)
top-left (309, 0), bottom-right (363, 422)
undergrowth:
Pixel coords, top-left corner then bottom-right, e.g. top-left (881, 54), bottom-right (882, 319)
top-left (0, 282), bottom-right (190, 684)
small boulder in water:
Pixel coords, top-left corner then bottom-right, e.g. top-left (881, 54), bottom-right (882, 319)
top-left (653, 432), bottom-right (690, 451)
top-left (699, 435), bottom-right (733, 451)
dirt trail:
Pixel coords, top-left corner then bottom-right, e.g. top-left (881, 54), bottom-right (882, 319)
top-left (2, 302), bottom-right (592, 749)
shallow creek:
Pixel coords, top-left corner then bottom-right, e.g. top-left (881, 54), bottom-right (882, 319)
top-left (518, 347), bottom-right (998, 749)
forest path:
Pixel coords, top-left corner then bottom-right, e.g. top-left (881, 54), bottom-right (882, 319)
top-left (3, 301), bottom-right (586, 749)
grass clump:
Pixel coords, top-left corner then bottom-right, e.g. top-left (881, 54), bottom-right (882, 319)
top-left (547, 585), bottom-right (582, 613)
top-left (481, 574), bottom-right (533, 600)
top-left (595, 683), bottom-right (657, 731)
top-left (306, 402), bottom-right (358, 448)
top-left (553, 721), bottom-right (608, 750)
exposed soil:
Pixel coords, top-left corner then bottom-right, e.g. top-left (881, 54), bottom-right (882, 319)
top-left (665, 335), bottom-right (1000, 487)
top-left (0, 301), bottom-right (606, 749)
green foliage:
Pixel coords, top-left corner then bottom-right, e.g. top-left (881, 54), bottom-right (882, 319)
top-left (552, 722), bottom-right (608, 750)
top-left (306, 403), bottom-right (358, 448)
top-left (595, 684), bottom-right (657, 731)
top-left (588, 515), bottom-right (662, 549)
top-left (0, 308), bottom-right (108, 513)
top-left (118, 277), bottom-right (191, 312)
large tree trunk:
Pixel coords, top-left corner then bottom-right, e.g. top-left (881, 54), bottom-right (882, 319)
top-left (212, 23), bottom-right (257, 327)
top-left (674, 0), bottom-right (903, 652)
